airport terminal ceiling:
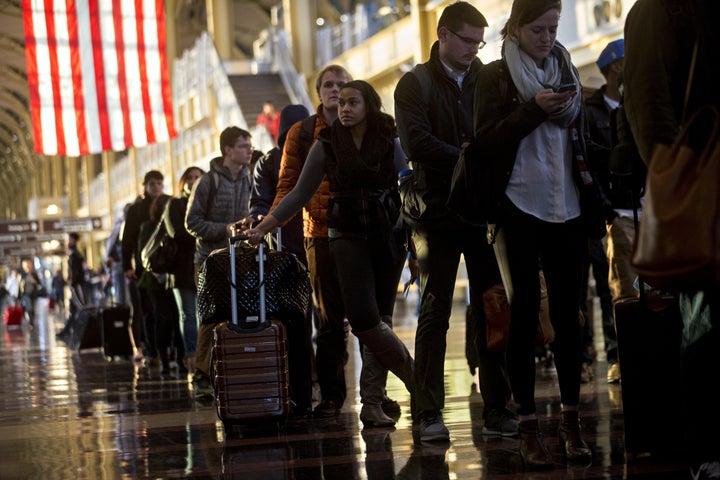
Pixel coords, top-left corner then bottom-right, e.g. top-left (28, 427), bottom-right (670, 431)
top-left (0, 0), bottom-right (366, 218)
top-left (0, 0), bottom-right (620, 219)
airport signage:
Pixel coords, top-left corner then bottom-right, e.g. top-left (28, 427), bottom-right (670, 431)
top-left (42, 216), bottom-right (102, 233)
top-left (0, 220), bottom-right (40, 234)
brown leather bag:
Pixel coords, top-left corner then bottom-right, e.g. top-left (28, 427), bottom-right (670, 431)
top-left (631, 105), bottom-right (720, 290)
top-left (484, 272), bottom-right (555, 352)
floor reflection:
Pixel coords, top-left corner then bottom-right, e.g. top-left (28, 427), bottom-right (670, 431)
top-left (0, 295), bottom-right (693, 479)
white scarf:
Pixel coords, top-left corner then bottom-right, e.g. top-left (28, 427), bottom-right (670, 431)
top-left (504, 37), bottom-right (580, 127)
top-left (502, 36), bottom-right (582, 223)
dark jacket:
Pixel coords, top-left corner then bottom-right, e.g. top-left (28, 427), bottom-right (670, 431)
top-left (68, 245), bottom-right (85, 288)
top-left (473, 58), bottom-right (605, 237)
top-left (624, 0), bottom-right (720, 164)
top-left (394, 41), bottom-right (480, 228)
top-left (585, 87), bottom-right (645, 216)
top-left (165, 195), bottom-right (196, 290)
top-left (317, 114), bottom-right (401, 241)
top-left (121, 195), bottom-right (153, 275)
top-left (185, 157), bottom-right (253, 264)
top-left (251, 148), bottom-right (306, 260)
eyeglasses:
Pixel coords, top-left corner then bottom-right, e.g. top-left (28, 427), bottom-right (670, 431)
top-left (236, 143), bottom-right (253, 150)
top-left (447, 29), bottom-right (486, 50)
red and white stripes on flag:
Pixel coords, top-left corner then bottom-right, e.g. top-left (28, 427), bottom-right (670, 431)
top-left (23, 0), bottom-right (177, 156)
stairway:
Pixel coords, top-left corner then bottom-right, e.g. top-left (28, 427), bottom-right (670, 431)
top-left (228, 73), bottom-right (292, 128)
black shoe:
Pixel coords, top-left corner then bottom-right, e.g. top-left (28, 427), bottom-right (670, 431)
top-left (418, 413), bottom-right (450, 443)
top-left (381, 396), bottom-right (401, 415)
top-left (313, 400), bottom-right (341, 418)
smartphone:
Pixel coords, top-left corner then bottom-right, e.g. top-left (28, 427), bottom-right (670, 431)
top-left (557, 82), bottom-right (575, 93)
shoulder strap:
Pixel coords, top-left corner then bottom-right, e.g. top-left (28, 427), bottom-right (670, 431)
top-left (411, 63), bottom-right (431, 107)
top-left (204, 171), bottom-right (220, 218)
top-left (297, 115), bottom-right (317, 164)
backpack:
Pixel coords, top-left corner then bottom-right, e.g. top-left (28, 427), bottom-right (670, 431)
top-left (140, 204), bottom-right (179, 275)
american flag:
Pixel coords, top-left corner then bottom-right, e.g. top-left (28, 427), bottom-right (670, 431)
top-left (23, 0), bottom-right (177, 156)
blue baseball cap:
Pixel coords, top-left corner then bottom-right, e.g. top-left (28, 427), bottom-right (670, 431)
top-left (597, 39), bottom-right (624, 70)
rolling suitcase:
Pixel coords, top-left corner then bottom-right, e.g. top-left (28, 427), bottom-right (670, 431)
top-left (4, 304), bottom-right (23, 327)
top-left (613, 188), bottom-right (683, 460)
top-left (211, 234), bottom-right (290, 435)
top-left (100, 305), bottom-right (135, 358)
top-left (72, 305), bottom-right (104, 351)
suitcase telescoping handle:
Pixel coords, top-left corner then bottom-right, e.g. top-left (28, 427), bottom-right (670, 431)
top-left (228, 234), bottom-right (264, 327)
top-left (228, 229), bottom-right (280, 326)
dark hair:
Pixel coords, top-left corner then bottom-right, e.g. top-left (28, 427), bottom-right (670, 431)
top-left (177, 166), bottom-right (204, 194)
top-left (143, 170), bottom-right (163, 184)
top-left (219, 126), bottom-right (251, 157)
top-left (341, 80), bottom-right (383, 115)
top-left (149, 194), bottom-right (171, 222)
top-left (438, 1), bottom-right (489, 32)
top-left (315, 64), bottom-right (352, 94)
top-left (68, 232), bottom-right (79, 242)
top-left (501, 0), bottom-right (562, 39)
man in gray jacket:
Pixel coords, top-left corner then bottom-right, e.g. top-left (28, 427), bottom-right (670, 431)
top-left (185, 126), bottom-right (254, 398)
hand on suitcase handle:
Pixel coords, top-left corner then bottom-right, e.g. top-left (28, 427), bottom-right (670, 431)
top-left (246, 214), bottom-right (279, 245)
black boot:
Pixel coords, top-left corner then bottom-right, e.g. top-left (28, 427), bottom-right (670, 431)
top-left (559, 410), bottom-right (591, 463)
top-left (519, 419), bottom-right (554, 470)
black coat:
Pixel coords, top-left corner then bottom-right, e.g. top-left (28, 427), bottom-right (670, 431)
top-left (165, 195), bottom-right (196, 290)
top-left (394, 41), bottom-right (481, 228)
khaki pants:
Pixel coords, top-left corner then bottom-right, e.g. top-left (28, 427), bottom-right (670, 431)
top-left (606, 216), bottom-right (638, 304)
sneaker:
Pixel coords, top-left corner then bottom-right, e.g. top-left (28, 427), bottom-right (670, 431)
top-left (419, 413), bottom-right (450, 443)
top-left (482, 408), bottom-right (520, 437)
top-left (691, 461), bottom-right (720, 480)
top-left (607, 362), bottom-right (621, 384)
top-left (313, 400), bottom-right (341, 418)
top-left (192, 373), bottom-right (213, 399)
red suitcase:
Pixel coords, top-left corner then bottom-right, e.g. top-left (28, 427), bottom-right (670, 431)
top-left (4, 304), bottom-right (23, 327)
top-left (211, 234), bottom-right (290, 435)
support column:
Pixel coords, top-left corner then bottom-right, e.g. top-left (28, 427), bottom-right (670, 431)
top-left (128, 147), bottom-right (139, 198)
top-left (207, 0), bottom-right (233, 60)
top-left (52, 155), bottom-right (63, 197)
top-left (67, 156), bottom-right (79, 215)
top-left (410, 0), bottom-right (435, 64)
top-left (102, 151), bottom-right (113, 223)
top-left (284, 0), bottom-right (317, 93)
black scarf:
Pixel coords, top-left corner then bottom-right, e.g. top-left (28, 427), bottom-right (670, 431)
top-left (326, 113), bottom-right (397, 191)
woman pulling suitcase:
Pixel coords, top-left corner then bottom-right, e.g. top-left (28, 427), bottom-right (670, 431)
top-left (246, 80), bottom-right (415, 427)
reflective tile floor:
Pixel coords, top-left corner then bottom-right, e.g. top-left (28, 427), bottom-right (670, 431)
top-left (0, 293), bottom-right (693, 479)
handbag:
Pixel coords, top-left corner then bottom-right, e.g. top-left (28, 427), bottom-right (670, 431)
top-left (483, 271), bottom-right (555, 352)
top-left (140, 220), bottom-right (178, 275)
top-left (197, 242), bottom-right (311, 325)
top-left (631, 105), bottom-right (720, 290)
top-left (631, 40), bottom-right (720, 290)
top-left (397, 169), bottom-right (428, 226)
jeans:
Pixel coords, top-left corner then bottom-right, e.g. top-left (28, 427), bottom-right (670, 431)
top-left (412, 224), bottom-right (510, 417)
top-left (173, 287), bottom-right (198, 356)
top-left (500, 201), bottom-right (585, 415)
top-left (580, 237), bottom-right (617, 364)
top-left (304, 237), bottom-right (348, 406)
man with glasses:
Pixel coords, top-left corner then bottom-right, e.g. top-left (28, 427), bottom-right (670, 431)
top-left (394, 1), bottom-right (516, 443)
top-left (185, 126), bottom-right (254, 399)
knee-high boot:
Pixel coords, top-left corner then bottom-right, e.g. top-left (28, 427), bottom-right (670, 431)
top-left (359, 345), bottom-right (395, 427)
top-left (353, 322), bottom-right (414, 402)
